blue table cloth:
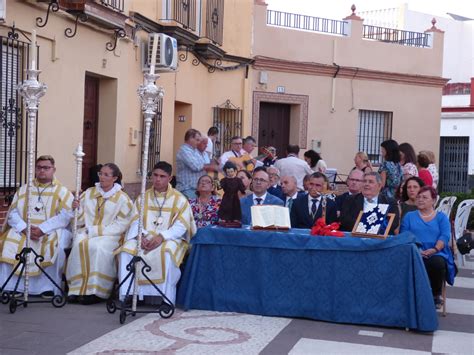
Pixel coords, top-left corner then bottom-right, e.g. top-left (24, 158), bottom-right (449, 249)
top-left (177, 227), bottom-right (438, 332)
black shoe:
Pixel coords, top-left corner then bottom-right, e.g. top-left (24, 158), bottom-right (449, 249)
top-left (41, 291), bottom-right (54, 299)
top-left (67, 295), bottom-right (79, 303)
top-left (434, 296), bottom-right (444, 310)
top-left (80, 295), bottom-right (103, 305)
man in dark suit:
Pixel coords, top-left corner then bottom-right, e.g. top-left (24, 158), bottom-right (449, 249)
top-left (281, 175), bottom-right (305, 212)
top-left (340, 171), bottom-right (400, 234)
top-left (290, 172), bottom-right (337, 229)
top-left (240, 167), bottom-right (284, 225)
top-left (267, 166), bottom-right (284, 201)
top-left (335, 169), bottom-right (364, 215)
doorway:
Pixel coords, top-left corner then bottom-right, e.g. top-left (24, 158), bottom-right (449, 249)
top-left (82, 75), bottom-right (99, 190)
top-left (258, 102), bottom-right (290, 158)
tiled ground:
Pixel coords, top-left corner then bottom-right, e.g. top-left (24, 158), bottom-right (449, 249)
top-left (1, 253), bottom-right (473, 355)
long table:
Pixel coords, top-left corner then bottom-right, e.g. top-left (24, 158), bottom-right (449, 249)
top-left (176, 227), bottom-right (438, 332)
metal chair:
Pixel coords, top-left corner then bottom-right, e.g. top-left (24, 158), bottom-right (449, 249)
top-left (436, 196), bottom-right (457, 218)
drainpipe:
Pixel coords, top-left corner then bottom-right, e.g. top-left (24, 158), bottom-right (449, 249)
top-left (331, 39), bottom-right (339, 113)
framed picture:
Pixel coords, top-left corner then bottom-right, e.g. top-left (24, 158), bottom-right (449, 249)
top-left (351, 204), bottom-right (396, 239)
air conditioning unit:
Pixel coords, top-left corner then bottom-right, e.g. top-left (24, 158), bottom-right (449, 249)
top-left (142, 33), bottom-right (178, 73)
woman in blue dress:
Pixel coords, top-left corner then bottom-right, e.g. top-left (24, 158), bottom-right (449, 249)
top-left (378, 139), bottom-right (403, 199)
top-left (400, 186), bottom-right (456, 309)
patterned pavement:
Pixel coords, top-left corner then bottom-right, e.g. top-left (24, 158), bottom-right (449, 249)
top-left (1, 253), bottom-right (473, 355)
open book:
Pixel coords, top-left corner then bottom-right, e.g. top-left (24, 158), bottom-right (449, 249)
top-left (251, 205), bottom-right (291, 230)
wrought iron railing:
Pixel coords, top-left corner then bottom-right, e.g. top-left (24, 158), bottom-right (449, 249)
top-left (205, 0), bottom-right (224, 45)
top-left (363, 25), bottom-right (430, 48)
top-left (99, 0), bottom-right (124, 13)
top-left (162, 0), bottom-right (197, 31)
top-left (266, 10), bottom-right (348, 36)
top-left (0, 32), bottom-right (37, 205)
top-left (439, 136), bottom-right (469, 193)
top-left (357, 110), bottom-right (393, 165)
top-left (213, 100), bottom-right (242, 157)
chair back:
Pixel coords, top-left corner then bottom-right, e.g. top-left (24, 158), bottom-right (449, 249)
top-left (454, 199), bottom-right (474, 241)
top-left (436, 196), bottom-right (457, 218)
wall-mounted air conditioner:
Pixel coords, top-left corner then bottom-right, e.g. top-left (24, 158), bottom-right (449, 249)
top-left (142, 33), bottom-right (178, 73)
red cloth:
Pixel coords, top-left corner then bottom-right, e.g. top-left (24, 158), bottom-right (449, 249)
top-left (418, 168), bottom-right (433, 187)
top-left (310, 218), bottom-right (345, 237)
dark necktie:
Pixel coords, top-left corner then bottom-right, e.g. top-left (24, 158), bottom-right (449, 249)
top-left (311, 198), bottom-right (318, 218)
top-left (255, 198), bottom-right (263, 205)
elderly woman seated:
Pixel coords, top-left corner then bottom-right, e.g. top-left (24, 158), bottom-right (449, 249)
top-left (189, 175), bottom-right (221, 228)
top-left (400, 186), bottom-right (456, 309)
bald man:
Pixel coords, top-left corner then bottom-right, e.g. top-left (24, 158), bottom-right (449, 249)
top-left (281, 175), bottom-right (305, 212)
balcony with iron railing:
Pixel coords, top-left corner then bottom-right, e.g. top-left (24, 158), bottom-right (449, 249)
top-left (99, 0), bottom-right (124, 13)
top-left (363, 24), bottom-right (430, 48)
top-left (266, 9), bottom-right (348, 37)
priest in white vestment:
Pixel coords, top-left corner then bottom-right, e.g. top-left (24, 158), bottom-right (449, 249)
top-left (0, 155), bottom-right (73, 295)
top-left (66, 163), bottom-right (135, 304)
top-left (118, 161), bottom-right (196, 304)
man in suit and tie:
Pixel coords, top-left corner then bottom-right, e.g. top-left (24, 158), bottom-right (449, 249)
top-left (281, 175), bottom-right (304, 212)
top-left (240, 167), bottom-right (284, 225)
top-left (290, 172), bottom-right (337, 229)
top-left (267, 166), bottom-right (284, 201)
top-left (340, 171), bottom-right (399, 234)
top-left (335, 169), bottom-right (364, 216)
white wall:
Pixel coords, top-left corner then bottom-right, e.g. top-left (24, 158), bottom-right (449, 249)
top-left (440, 113), bottom-right (474, 174)
top-left (360, 6), bottom-right (474, 83)
top-left (442, 95), bottom-right (471, 107)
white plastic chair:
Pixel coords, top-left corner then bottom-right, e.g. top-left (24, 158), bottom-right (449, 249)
top-left (436, 196), bottom-right (457, 218)
top-left (453, 199), bottom-right (474, 266)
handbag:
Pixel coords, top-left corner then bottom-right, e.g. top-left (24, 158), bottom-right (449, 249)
top-left (457, 232), bottom-right (474, 255)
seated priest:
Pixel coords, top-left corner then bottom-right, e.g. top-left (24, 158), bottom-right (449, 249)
top-left (0, 155), bottom-right (73, 297)
top-left (340, 171), bottom-right (399, 234)
top-left (240, 167), bottom-right (284, 225)
top-left (118, 161), bottom-right (196, 305)
top-left (290, 172), bottom-right (337, 229)
top-left (66, 163), bottom-right (135, 304)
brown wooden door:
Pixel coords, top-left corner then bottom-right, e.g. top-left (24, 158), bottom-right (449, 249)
top-left (258, 102), bottom-right (290, 158)
top-left (82, 75), bottom-right (99, 190)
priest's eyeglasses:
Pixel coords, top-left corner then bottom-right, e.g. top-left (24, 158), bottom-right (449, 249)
top-left (36, 165), bottom-right (53, 171)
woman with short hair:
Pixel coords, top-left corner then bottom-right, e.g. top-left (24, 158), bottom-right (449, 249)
top-left (189, 175), bottom-right (221, 228)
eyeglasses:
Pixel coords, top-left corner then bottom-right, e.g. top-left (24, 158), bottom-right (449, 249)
top-left (348, 178), bottom-right (364, 183)
top-left (199, 180), bottom-right (213, 185)
top-left (416, 195), bottom-right (432, 200)
top-left (98, 172), bottom-right (114, 178)
top-left (253, 178), bottom-right (268, 183)
top-left (268, 173), bottom-right (279, 178)
top-left (231, 142), bottom-right (243, 145)
top-left (36, 165), bottom-right (53, 171)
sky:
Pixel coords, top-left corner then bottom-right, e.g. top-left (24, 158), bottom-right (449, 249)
top-left (266, 0), bottom-right (474, 21)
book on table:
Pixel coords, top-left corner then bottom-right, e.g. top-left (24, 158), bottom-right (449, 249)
top-left (251, 205), bottom-right (291, 230)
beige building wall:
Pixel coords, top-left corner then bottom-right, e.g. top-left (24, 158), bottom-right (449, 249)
top-left (4, 0), bottom-right (254, 194)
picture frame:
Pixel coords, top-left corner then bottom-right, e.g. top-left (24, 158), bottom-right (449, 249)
top-left (351, 208), bottom-right (396, 239)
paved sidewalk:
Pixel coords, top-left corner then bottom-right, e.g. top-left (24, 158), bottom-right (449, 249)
top-left (0, 254), bottom-right (473, 355)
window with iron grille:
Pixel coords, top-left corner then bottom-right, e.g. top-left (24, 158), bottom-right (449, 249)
top-left (0, 34), bottom-right (36, 205)
top-left (140, 98), bottom-right (163, 177)
top-left (212, 100), bottom-right (242, 158)
top-left (357, 110), bottom-right (393, 164)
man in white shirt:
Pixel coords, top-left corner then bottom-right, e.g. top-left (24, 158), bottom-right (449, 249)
top-left (219, 136), bottom-right (245, 170)
top-left (274, 145), bottom-right (313, 191)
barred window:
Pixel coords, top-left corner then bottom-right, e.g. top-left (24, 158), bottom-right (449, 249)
top-left (212, 100), bottom-right (242, 158)
top-left (357, 110), bottom-right (393, 164)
